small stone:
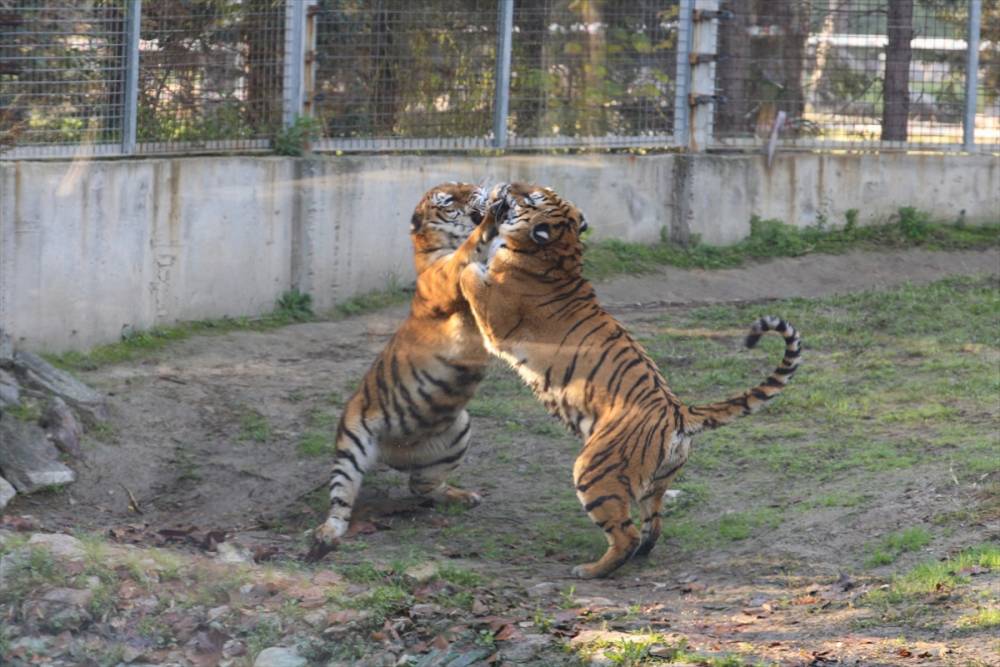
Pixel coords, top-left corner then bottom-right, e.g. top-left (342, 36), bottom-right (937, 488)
top-left (253, 646), bottom-right (307, 667)
top-left (28, 533), bottom-right (85, 560)
top-left (215, 541), bottom-right (254, 564)
top-left (208, 605), bottom-right (230, 621)
top-left (303, 609), bottom-right (327, 628)
top-left (409, 603), bottom-right (441, 618)
top-left (0, 476), bottom-right (15, 511)
top-left (525, 582), bottom-right (558, 598)
top-left (222, 639), bottom-right (247, 658)
top-left (501, 633), bottom-right (553, 663)
top-left (403, 561), bottom-right (439, 584)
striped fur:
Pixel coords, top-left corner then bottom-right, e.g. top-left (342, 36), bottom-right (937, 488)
top-left (313, 183), bottom-right (493, 549)
top-left (459, 183), bottom-right (802, 578)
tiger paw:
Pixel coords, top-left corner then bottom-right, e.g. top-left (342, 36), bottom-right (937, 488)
top-left (442, 486), bottom-right (482, 508)
top-left (570, 563), bottom-right (603, 579)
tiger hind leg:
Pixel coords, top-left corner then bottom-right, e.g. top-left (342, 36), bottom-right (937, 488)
top-left (634, 481), bottom-right (671, 558)
top-left (571, 457), bottom-right (640, 579)
top-left (314, 421), bottom-right (378, 546)
top-left (408, 411), bottom-right (481, 507)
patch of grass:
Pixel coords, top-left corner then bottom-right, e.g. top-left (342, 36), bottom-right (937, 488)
top-left (238, 409), bottom-right (271, 443)
top-left (957, 607), bottom-right (1000, 629)
top-left (333, 280), bottom-right (410, 318)
top-left (297, 431), bottom-right (333, 457)
top-left (867, 544), bottom-right (1000, 608)
top-left (718, 508), bottom-right (781, 541)
top-left (4, 399), bottom-right (42, 422)
top-left (866, 527), bottom-right (933, 567)
top-left (275, 289), bottom-right (314, 321)
top-left (45, 291), bottom-right (320, 372)
top-left (351, 584), bottom-right (412, 624)
top-left (244, 618), bottom-right (284, 661)
top-left (583, 212), bottom-right (999, 281)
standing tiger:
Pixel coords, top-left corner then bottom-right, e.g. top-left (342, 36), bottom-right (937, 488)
top-left (459, 183), bottom-right (802, 578)
top-left (311, 182), bottom-right (494, 554)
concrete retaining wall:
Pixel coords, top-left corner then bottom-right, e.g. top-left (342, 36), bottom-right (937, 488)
top-left (1, 152), bottom-right (996, 351)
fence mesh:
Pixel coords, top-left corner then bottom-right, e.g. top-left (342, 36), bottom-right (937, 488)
top-left (0, 1), bottom-right (127, 150)
top-left (714, 0), bottom-right (997, 149)
top-left (137, 0), bottom-right (285, 151)
top-left (313, 0), bottom-right (498, 150)
top-left (0, 1), bottom-right (997, 156)
top-left (506, 0), bottom-right (679, 147)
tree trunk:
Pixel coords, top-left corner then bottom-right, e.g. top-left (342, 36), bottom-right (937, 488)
top-left (881, 0), bottom-right (913, 142)
top-left (716, 1), bottom-right (752, 136)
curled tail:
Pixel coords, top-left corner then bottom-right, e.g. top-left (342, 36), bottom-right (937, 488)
top-left (682, 316), bottom-right (801, 435)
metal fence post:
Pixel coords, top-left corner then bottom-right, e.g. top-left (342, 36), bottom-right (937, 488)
top-left (121, 0), bottom-right (141, 154)
top-left (673, 0), bottom-right (693, 148)
top-left (493, 0), bottom-right (514, 149)
top-left (963, 0), bottom-right (982, 151)
top-left (687, 0), bottom-right (719, 151)
top-left (283, 0), bottom-right (308, 128)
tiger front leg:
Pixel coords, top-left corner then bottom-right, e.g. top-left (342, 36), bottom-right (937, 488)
top-left (408, 410), bottom-right (481, 508)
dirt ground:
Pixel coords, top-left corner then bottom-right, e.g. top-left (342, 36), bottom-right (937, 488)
top-left (8, 247), bottom-right (1000, 666)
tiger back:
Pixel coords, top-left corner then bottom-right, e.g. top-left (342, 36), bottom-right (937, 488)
top-left (459, 183), bottom-right (802, 578)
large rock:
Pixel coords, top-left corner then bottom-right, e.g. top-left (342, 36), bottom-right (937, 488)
top-left (0, 418), bottom-right (76, 493)
top-left (0, 476), bottom-right (15, 510)
top-left (27, 533), bottom-right (86, 561)
top-left (12, 350), bottom-right (108, 423)
top-left (0, 329), bottom-right (13, 368)
top-left (0, 369), bottom-right (19, 407)
top-left (22, 587), bottom-right (94, 633)
top-left (41, 396), bottom-right (84, 459)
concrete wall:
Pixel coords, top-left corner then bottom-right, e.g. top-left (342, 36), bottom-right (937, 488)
top-left (1, 152), bottom-right (996, 351)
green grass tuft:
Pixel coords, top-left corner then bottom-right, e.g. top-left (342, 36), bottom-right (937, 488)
top-left (583, 213), bottom-right (999, 281)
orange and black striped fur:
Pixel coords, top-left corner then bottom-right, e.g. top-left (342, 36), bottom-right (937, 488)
top-left (459, 183), bottom-right (802, 578)
top-left (313, 183), bottom-right (494, 549)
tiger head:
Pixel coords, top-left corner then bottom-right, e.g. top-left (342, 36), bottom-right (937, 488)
top-left (484, 182), bottom-right (588, 276)
top-left (410, 182), bottom-right (488, 273)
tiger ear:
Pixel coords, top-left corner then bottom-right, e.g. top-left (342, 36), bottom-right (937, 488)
top-left (410, 212), bottom-right (422, 233)
top-left (579, 216), bottom-right (588, 234)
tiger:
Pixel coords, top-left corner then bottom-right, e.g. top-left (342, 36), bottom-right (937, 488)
top-left (459, 183), bottom-right (802, 578)
top-left (310, 182), bottom-right (496, 557)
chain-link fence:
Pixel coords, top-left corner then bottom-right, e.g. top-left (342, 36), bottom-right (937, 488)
top-left (1, 0), bottom-right (995, 158)
top-left (713, 0), bottom-right (998, 150)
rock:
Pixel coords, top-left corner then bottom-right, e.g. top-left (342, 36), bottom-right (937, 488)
top-left (0, 368), bottom-right (19, 407)
top-left (501, 634), bottom-right (553, 663)
top-left (403, 561), bottom-right (439, 584)
top-left (27, 533), bottom-right (86, 560)
top-left (253, 647), bottom-right (307, 667)
top-left (222, 639), bottom-right (247, 658)
top-left (0, 329), bottom-right (13, 368)
top-left (525, 582), bottom-right (558, 598)
top-left (22, 587), bottom-right (94, 632)
top-left (215, 541), bottom-right (254, 564)
top-left (0, 418), bottom-right (76, 493)
top-left (12, 350), bottom-right (108, 423)
top-left (41, 396), bottom-right (84, 459)
top-left (0, 476), bottom-right (15, 510)
top-left (409, 603), bottom-right (441, 618)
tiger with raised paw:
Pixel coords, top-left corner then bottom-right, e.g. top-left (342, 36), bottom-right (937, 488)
top-left (310, 182), bottom-right (495, 558)
top-left (459, 183), bottom-right (802, 578)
